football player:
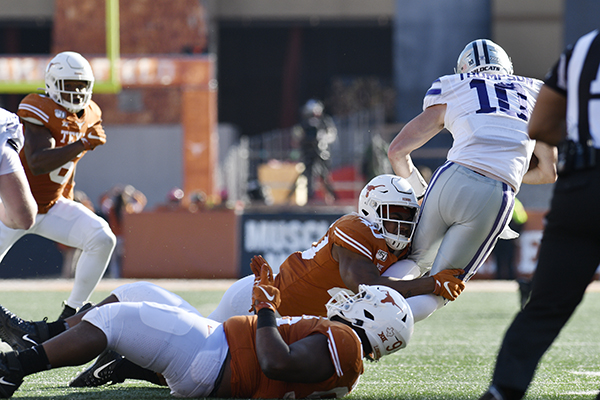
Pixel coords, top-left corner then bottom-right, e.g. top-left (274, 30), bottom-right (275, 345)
top-left (0, 266), bottom-right (414, 399)
top-left (0, 108), bottom-right (37, 230)
top-left (387, 39), bottom-right (558, 321)
top-left (0, 174), bottom-right (461, 387)
top-left (208, 173), bottom-right (465, 324)
top-left (0, 51), bottom-right (116, 319)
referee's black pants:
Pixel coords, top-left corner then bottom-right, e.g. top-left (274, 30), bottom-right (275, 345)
top-left (491, 165), bottom-right (600, 394)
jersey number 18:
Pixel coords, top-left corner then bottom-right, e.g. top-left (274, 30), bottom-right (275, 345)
top-left (470, 79), bottom-right (529, 121)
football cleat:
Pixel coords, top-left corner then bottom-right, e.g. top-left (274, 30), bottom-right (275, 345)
top-left (479, 386), bottom-right (505, 400)
top-left (0, 352), bottom-right (24, 398)
top-left (0, 305), bottom-right (49, 351)
top-left (58, 302), bottom-right (94, 320)
top-left (69, 349), bottom-right (125, 387)
top-left (57, 305), bottom-right (77, 320)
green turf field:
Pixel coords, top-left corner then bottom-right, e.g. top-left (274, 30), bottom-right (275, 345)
top-left (0, 285), bottom-right (599, 399)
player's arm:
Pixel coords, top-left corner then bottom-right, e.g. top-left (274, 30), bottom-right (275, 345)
top-left (522, 141), bottom-right (557, 185)
top-left (22, 120), bottom-right (87, 175)
top-left (0, 168), bottom-right (37, 229)
top-left (255, 313), bottom-right (336, 383)
top-left (388, 104), bottom-right (446, 178)
top-left (521, 85), bottom-right (564, 185)
top-left (62, 167), bottom-right (76, 200)
top-left (334, 244), bottom-right (464, 300)
top-left (528, 85), bottom-right (567, 146)
top-left (251, 257), bottom-right (336, 382)
top-left (335, 244), bottom-right (432, 297)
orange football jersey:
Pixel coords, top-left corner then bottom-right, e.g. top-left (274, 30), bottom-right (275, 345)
top-left (224, 315), bottom-right (364, 399)
top-left (17, 94), bottom-right (103, 213)
top-left (275, 213), bottom-right (408, 317)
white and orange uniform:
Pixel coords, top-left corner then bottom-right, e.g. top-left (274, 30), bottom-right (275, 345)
top-left (225, 315), bottom-right (363, 399)
top-left (0, 94), bottom-right (116, 309)
top-left (84, 281), bottom-right (363, 398)
top-left (209, 213), bottom-right (409, 322)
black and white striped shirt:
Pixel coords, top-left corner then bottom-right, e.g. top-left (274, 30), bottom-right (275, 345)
top-left (545, 29), bottom-right (600, 148)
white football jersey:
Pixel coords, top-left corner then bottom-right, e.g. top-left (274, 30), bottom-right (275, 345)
top-left (424, 73), bottom-right (543, 192)
top-left (0, 107), bottom-right (24, 152)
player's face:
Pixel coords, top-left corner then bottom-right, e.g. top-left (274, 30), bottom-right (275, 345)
top-left (382, 206), bottom-right (415, 237)
top-left (61, 80), bottom-right (89, 104)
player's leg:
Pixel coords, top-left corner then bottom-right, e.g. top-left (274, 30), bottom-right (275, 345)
top-left (208, 274), bottom-right (255, 322)
top-left (487, 173), bottom-right (600, 399)
top-left (66, 282), bottom-right (201, 388)
top-left (0, 209), bottom-right (31, 262)
top-left (381, 259), bottom-right (422, 280)
top-left (408, 164), bottom-right (514, 321)
top-left (33, 197), bottom-right (116, 316)
top-left (428, 166), bottom-right (514, 280)
top-left (112, 281), bottom-right (200, 314)
top-left (82, 302), bottom-right (228, 397)
top-left (408, 161), bottom-right (456, 274)
top-left (0, 319), bottom-right (107, 398)
top-left (0, 302), bottom-right (228, 398)
top-left (381, 260), bottom-right (444, 322)
top-left (0, 293), bottom-right (117, 351)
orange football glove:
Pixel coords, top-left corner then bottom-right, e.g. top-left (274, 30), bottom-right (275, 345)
top-left (81, 123), bottom-right (106, 151)
top-left (432, 269), bottom-right (465, 301)
top-left (250, 257), bottom-right (281, 313)
top-left (250, 255), bottom-right (269, 282)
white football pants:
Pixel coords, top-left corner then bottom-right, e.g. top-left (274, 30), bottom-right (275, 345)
top-left (82, 298), bottom-right (227, 398)
top-left (208, 275), bottom-right (255, 323)
top-left (0, 196), bottom-right (116, 309)
top-left (405, 162), bottom-right (515, 322)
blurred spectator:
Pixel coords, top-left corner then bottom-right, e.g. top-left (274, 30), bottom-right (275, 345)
top-left (100, 185), bottom-right (147, 278)
top-left (188, 190), bottom-right (208, 213)
top-left (493, 198), bottom-right (528, 280)
top-left (362, 133), bottom-right (393, 181)
top-left (59, 190), bottom-right (95, 278)
top-left (292, 99), bottom-right (337, 202)
top-left (154, 187), bottom-right (186, 212)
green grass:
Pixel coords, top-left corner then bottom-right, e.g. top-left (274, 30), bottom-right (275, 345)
top-left (1, 286), bottom-right (600, 399)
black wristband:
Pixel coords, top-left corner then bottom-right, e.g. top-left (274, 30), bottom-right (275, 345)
top-left (256, 308), bottom-right (277, 329)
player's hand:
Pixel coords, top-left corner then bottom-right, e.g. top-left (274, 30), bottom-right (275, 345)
top-left (432, 269), bottom-right (465, 301)
top-left (250, 255), bottom-right (270, 282)
top-left (81, 123), bottom-right (106, 151)
top-left (250, 260), bottom-right (280, 313)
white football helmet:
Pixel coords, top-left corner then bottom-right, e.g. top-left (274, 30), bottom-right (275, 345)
top-left (45, 51), bottom-right (95, 113)
top-left (358, 174), bottom-right (419, 251)
top-left (326, 284), bottom-right (414, 360)
top-left (455, 39), bottom-right (513, 75)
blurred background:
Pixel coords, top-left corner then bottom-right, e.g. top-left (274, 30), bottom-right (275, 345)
top-left (0, 0), bottom-right (596, 280)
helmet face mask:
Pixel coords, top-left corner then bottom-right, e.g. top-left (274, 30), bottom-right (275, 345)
top-left (455, 39), bottom-right (513, 75)
top-left (358, 174), bottom-right (420, 251)
top-left (326, 285), bottom-right (414, 360)
top-left (45, 51), bottom-right (95, 113)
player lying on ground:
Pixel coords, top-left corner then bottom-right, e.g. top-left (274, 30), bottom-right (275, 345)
top-left (0, 262), bottom-right (413, 398)
top-left (0, 174), bottom-right (462, 388)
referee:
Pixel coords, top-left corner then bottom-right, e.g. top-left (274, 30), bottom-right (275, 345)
top-left (480, 29), bottom-right (600, 400)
